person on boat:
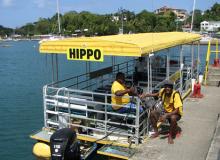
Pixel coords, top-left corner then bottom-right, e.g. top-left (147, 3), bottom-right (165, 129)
top-left (111, 72), bottom-right (143, 113)
top-left (134, 57), bottom-right (147, 85)
top-left (141, 80), bottom-right (183, 144)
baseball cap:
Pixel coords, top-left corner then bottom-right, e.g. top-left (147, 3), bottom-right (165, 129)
top-left (163, 80), bottom-right (173, 88)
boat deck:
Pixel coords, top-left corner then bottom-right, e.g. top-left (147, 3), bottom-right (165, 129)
top-left (131, 86), bottom-right (220, 160)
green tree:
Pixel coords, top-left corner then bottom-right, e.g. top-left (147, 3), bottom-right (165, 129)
top-left (62, 11), bottom-right (78, 35)
top-left (154, 16), bottom-right (169, 32)
top-left (50, 13), bottom-right (63, 34)
top-left (0, 25), bottom-right (13, 37)
top-left (35, 18), bottom-right (52, 34)
top-left (203, 3), bottom-right (220, 21)
top-left (13, 3), bottom-right (220, 37)
top-left (134, 10), bottom-right (156, 33)
top-left (16, 23), bottom-right (35, 36)
top-left (186, 9), bottom-right (203, 31)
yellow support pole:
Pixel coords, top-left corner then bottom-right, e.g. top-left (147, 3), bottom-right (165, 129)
top-left (204, 40), bottom-right (211, 85)
top-left (216, 39), bottom-right (219, 59)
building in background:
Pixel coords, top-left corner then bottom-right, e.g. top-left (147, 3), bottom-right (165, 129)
top-left (200, 21), bottom-right (220, 32)
top-left (155, 6), bottom-right (188, 22)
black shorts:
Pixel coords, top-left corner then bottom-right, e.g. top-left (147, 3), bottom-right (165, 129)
top-left (167, 114), bottom-right (181, 123)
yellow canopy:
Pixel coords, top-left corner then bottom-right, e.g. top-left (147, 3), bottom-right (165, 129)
top-left (39, 32), bottom-right (201, 57)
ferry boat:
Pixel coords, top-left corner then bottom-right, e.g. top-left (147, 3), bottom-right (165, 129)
top-left (30, 32), bottom-right (201, 159)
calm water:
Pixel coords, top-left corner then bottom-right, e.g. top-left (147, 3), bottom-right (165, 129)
top-left (0, 40), bottom-right (212, 159)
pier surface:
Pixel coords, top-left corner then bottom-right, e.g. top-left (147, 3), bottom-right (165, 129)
top-left (131, 86), bottom-right (220, 160)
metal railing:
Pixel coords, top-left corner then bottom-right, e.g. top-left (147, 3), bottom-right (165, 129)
top-left (204, 40), bottom-right (219, 85)
top-left (43, 86), bottom-right (148, 145)
top-left (47, 59), bottom-right (135, 90)
top-left (42, 59), bottom-right (151, 145)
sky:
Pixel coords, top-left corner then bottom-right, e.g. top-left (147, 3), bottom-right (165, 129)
top-left (0, 0), bottom-right (220, 29)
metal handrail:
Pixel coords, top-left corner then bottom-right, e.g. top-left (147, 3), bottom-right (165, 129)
top-left (204, 39), bottom-right (219, 85)
top-left (47, 59), bottom-right (135, 89)
top-left (44, 86), bottom-right (145, 144)
top-left (204, 40), bottom-right (211, 85)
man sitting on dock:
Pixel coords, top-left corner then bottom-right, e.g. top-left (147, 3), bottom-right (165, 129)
top-left (141, 80), bottom-right (183, 144)
top-left (111, 72), bottom-right (143, 114)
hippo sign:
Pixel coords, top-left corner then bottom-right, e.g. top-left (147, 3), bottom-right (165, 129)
top-left (67, 48), bottom-right (104, 62)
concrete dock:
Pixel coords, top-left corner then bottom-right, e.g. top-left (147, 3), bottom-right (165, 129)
top-left (131, 86), bottom-right (220, 160)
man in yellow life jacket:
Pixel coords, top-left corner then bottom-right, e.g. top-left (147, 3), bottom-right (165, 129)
top-left (141, 80), bottom-right (183, 144)
top-left (111, 72), bottom-right (143, 113)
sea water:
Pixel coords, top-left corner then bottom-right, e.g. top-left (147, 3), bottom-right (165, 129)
top-left (0, 40), bottom-right (212, 159)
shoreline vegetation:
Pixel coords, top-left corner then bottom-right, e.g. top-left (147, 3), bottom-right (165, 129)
top-left (0, 3), bottom-right (220, 39)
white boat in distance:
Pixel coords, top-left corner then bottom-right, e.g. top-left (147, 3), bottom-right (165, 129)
top-left (200, 35), bottom-right (213, 42)
top-left (38, 35), bottom-right (64, 44)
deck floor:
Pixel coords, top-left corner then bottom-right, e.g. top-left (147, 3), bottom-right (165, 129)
top-left (131, 86), bottom-right (220, 160)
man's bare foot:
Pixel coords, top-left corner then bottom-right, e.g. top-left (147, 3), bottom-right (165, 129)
top-left (150, 132), bottom-right (159, 138)
top-left (176, 131), bottom-right (181, 138)
top-left (168, 135), bottom-right (174, 144)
